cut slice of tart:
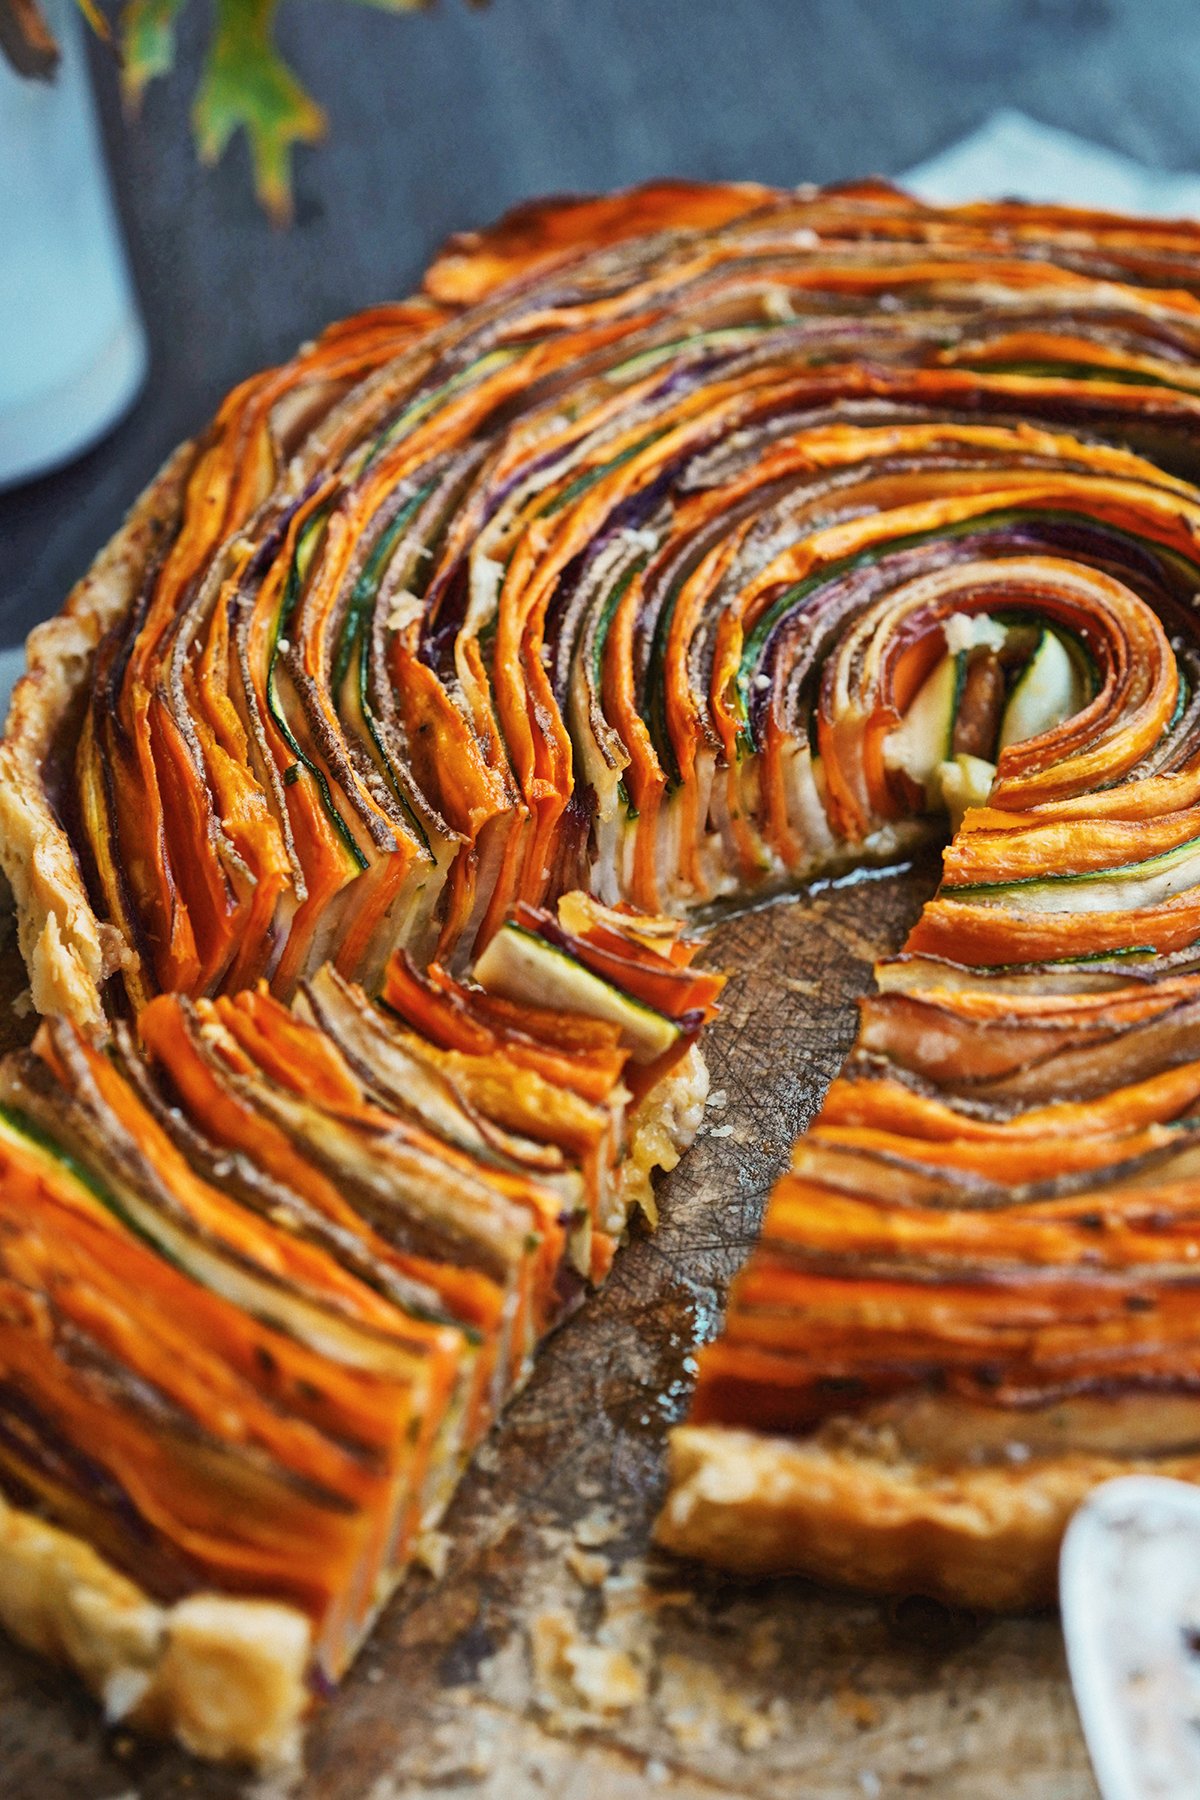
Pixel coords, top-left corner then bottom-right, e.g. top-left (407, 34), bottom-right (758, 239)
top-left (658, 968), bottom-right (1200, 1604)
top-left (0, 901), bottom-right (711, 1761)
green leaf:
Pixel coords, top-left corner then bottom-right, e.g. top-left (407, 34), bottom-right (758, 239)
top-left (191, 0), bottom-right (325, 225)
top-left (119, 0), bottom-right (188, 107)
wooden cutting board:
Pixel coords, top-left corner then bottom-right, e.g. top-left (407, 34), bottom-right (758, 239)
top-left (0, 860), bottom-right (1099, 1799)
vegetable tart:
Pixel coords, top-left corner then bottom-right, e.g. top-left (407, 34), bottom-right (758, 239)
top-left (5, 178), bottom-right (1200, 1758)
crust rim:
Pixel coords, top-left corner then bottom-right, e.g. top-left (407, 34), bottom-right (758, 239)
top-left (0, 444), bottom-right (194, 1031)
top-left (655, 1422), bottom-right (1200, 1611)
top-left (0, 1484), bottom-right (311, 1765)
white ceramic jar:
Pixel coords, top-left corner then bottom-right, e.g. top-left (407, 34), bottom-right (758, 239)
top-left (0, 0), bottom-right (147, 488)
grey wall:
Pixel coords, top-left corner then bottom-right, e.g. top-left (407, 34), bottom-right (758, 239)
top-left (5, 0), bottom-right (1200, 642)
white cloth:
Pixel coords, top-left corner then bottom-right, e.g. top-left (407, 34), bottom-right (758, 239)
top-left (904, 107), bottom-right (1200, 216)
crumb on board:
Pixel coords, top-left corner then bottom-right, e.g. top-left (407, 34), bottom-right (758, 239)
top-left (529, 1610), bottom-right (646, 1719)
top-left (413, 1529), bottom-right (452, 1580)
top-left (423, 1714), bottom-right (499, 1785)
top-left (565, 1545), bottom-right (609, 1588)
top-left (563, 1642), bottom-right (647, 1713)
top-left (574, 1508), bottom-right (619, 1547)
top-left (836, 1685), bottom-right (881, 1731)
top-left (747, 1617), bottom-right (782, 1673)
top-left (656, 1651), bottom-right (786, 1751)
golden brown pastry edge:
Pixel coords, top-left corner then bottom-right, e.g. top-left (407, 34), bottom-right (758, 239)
top-left (0, 444), bottom-right (194, 1031)
top-left (655, 1422), bottom-right (1200, 1610)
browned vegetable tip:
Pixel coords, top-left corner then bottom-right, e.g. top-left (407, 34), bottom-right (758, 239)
top-left (952, 648), bottom-right (1007, 759)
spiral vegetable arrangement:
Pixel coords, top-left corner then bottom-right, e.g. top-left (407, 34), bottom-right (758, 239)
top-left (7, 178), bottom-right (1200, 1758)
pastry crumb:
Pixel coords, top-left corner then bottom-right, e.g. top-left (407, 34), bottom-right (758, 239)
top-left (563, 1642), bottom-right (645, 1712)
top-left (565, 1545), bottom-right (609, 1588)
top-left (413, 1529), bottom-right (452, 1579)
top-left (529, 1610), bottom-right (646, 1719)
top-left (836, 1685), bottom-right (880, 1730)
top-left (657, 1651), bottom-right (784, 1751)
top-left (574, 1508), bottom-right (619, 1547)
top-left (747, 1617), bottom-right (781, 1672)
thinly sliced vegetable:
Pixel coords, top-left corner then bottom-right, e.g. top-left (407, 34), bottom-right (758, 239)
top-left (474, 923), bottom-right (681, 1062)
top-left (998, 627), bottom-right (1086, 752)
top-left (884, 649), bottom-right (965, 793)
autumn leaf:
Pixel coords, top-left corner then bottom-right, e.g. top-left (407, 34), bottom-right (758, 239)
top-left (0, 0), bottom-right (60, 77)
top-left (73, 0), bottom-right (109, 43)
top-left (120, 0), bottom-right (188, 107)
top-left (191, 0), bottom-right (326, 225)
top-left (7, 0), bottom-right (477, 221)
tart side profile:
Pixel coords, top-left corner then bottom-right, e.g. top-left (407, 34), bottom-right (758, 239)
top-left (0, 446), bottom-right (193, 1029)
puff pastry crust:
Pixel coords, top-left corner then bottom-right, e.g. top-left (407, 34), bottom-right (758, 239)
top-left (0, 1486), bottom-right (310, 1763)
top-left (0, 448), bottom-right (192, 1028)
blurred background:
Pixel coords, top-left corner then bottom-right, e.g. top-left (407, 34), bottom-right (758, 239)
top-left (4, 0), bottom-right (1200, 645)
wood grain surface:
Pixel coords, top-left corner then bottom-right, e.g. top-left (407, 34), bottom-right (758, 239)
top-left (0, 859), bottom-right (1099, 1799)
